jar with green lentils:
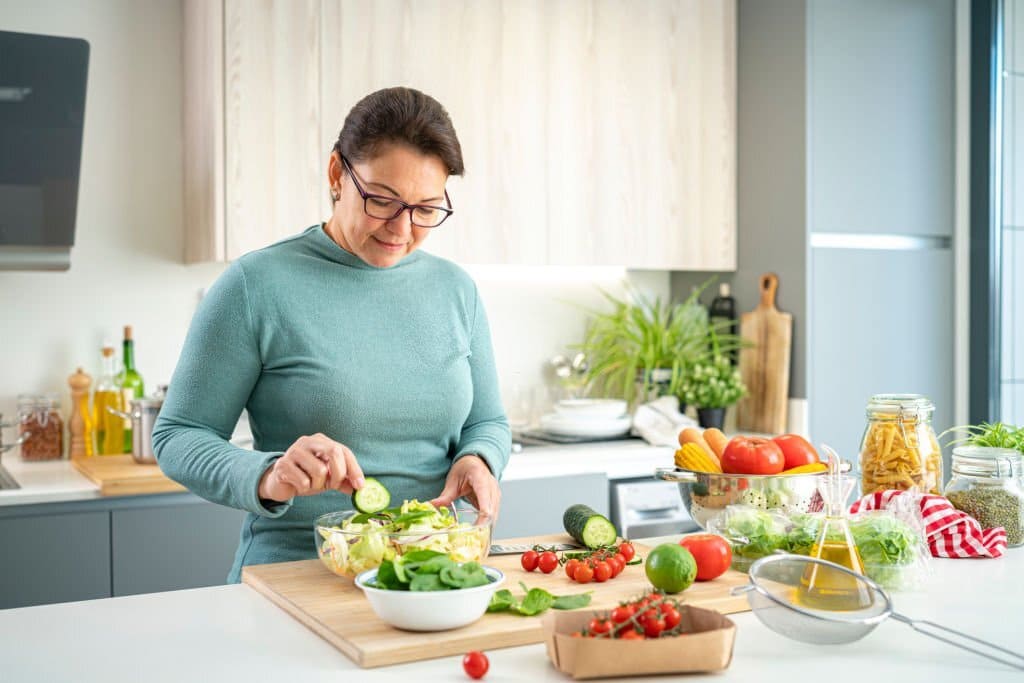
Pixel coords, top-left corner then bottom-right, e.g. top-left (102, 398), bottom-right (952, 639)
top-left (944, 446), bottom-right (1024, 547)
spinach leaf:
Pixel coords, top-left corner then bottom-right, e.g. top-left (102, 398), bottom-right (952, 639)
top-left (410, 573), bottom-right (449, 592)
top-left (517, 587), bottom-right (555, 616)
top-left (416, 555), bottom-right (453, 575)
top-left (487, 589), bottom-right (518, 612)
top-left (551, 592), bottom-right (593, 610)
top-left (374, 560), bottom-right (406, 590)
top-left (440, 562), bottom-right (490, 588)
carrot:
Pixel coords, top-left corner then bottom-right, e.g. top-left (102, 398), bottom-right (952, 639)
top-left (703, 428), bottom-right (729, 459)
top-left (677, 427), bottom-right (719, 467)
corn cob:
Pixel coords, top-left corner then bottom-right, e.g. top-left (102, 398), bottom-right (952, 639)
top-left (674, 443), bottom-right (723, 473)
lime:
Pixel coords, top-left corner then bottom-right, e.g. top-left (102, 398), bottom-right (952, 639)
top-left (645, 543), bottom-right (697, 593)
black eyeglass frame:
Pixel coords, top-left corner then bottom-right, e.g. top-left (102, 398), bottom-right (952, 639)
top-left (340, 154), bottom-right (454, 228)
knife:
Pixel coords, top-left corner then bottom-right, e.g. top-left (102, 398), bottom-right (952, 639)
top-left (489, 542), bottom-right (585, 555)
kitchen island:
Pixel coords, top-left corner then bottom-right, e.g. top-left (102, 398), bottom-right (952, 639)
top-left (1, 536), bottom-right (1021, 682)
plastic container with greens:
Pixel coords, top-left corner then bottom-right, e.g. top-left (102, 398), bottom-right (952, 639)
top-left (314, 500), bottom-right (492, 579)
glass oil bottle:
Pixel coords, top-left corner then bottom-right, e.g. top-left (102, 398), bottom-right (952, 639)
top-left (799, 452), bottom-right (873, 611)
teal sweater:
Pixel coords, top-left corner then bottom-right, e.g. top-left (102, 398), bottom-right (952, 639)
top-left (152, 225), bottom-right (511, 582)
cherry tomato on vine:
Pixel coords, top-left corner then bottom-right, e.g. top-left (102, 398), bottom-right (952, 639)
top-left (619, 629), bottom-right (643, 640)
top-left (610, 605), bottom-right (635, 624)
top-left (574, 563), bottom-right (594, 583)
top-left (588, 618), bottom-right (612, 635)
top-left (565, 558), bottom-right (581, 580)
top-left (462, 651), bottom-right (489, 679)
top-left (520, 550), bottom-right (539, 572)
top-left (662, 605), bottom-right (681, 629)
top-left (537, 551), bottom-right (559, 574)
top-left (619, 542), bottom-right (636, 562)
top-left (643, 617), bottom-right (666, 638)
top-left (593, 561), bottom-right (612, 583)
top-left (607, 556), bottom-right (624, 576)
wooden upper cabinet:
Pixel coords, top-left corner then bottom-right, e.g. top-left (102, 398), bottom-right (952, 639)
top-left (184, 0), bottom-right (736, 269)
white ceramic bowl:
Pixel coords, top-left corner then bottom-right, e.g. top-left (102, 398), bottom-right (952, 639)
top-left (552, 398), bottom-right (628, 420)
top-left (355, 565), bottom-right (505, 631)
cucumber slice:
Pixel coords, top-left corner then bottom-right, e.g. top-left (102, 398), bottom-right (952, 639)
top-left (563, 504), bottom-right (618, 548)
top-left (352, 477), bottom-right (390, 514)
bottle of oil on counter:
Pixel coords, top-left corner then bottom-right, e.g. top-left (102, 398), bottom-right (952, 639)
top-left (116, 325), bottom-right (145, 453)
top-left (94, 344), bottom-right (125, 455)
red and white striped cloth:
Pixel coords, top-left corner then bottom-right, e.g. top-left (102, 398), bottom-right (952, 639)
top-left (850, 490), bottom-right (1007, 559)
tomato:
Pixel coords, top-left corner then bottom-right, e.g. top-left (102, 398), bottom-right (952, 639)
top-left (610, 605), bottom-right (635, 624)
top-left (565, 558), bottom-right (581, 580)
top-left (574, 563), bottom-right (594, 583)
top-left (537, 551), bottom-right (559, 574)
top-left (606, 556), bottom-right (623, 577)
top-left (721, 437), bottom-right (785, 475)
top-left (588, 617), bottom-right (612, 635)
top-left (520, 550), bottom-right (539, 572)
top-left (593, 561), bottom-right (612, 583)
top-left (679, 534), bottom-right (733, 581)
top-left (619, 629), bottom-right (643, 640)
top-left (618, 542), bottom-right (636, 562)
top-left (772, 433), bottom-right (820, 470)
top-left (462, 651), bottom-right (489, 679)
top-left (643, 617), bottom-right (666, 638)
top-left (662, 605), bottom-right (681, 629)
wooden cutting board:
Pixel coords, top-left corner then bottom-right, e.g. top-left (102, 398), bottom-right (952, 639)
top-left (72, 454), bottom-right (186, 496)
top-left (242, 534), bottom-right (751, 668)
top-left (736, 273), bottom-right (792, 435)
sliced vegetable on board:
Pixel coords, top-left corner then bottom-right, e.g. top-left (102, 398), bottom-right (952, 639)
top-left (563, 504), bottom-right (618, 548)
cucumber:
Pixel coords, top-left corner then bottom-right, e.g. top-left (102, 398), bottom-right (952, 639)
top-left (352, 477), bottom-right (390, 514)
top-left (563, 504), bottom-right (618, 548)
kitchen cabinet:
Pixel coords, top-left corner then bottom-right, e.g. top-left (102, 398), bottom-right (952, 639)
top-left (0, 508), bottom-right (110, 609)
top-left (184, 0), bottom-right (736, 269)
top-left (493, 472), bottom-right (607, 539)
top-left (111, 500), bottom-right (246, 597)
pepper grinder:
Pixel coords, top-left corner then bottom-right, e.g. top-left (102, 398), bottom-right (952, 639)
top-left (67, 367), bottom-right (94, 459)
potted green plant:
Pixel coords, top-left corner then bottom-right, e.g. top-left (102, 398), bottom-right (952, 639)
top-left (575, 282), bottom-right (744, 407)
top-left (676, 350), bottom-right (748, 430)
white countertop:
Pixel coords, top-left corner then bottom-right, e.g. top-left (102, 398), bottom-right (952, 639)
top-left (1, 534), bottom-right (1021, 682)
top-left (0, 439), bottom-right (672, 507)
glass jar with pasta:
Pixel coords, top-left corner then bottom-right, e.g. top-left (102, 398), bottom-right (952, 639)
top-left (859, 394), bottom-right (942, 495)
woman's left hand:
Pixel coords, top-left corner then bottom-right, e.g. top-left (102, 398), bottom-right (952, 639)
top-left (430, 455), bottom-right (500, 521)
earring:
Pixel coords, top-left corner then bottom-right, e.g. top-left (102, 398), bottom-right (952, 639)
top-left (331, 189), bottom-right (340, 201)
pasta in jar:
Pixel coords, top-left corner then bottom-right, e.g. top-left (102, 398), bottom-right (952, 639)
top-left (859, 394), bottom-right (942, 495)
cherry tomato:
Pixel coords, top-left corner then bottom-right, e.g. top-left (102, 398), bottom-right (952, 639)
top-left (643, 617), bottom-right (666, 639)
top-left (593, 561), bottom-right (612, 583)
top-left (610, 605), bottom-right (635, 624)
top-left (588, 618), bottom-right (612, 635)
top-left (618, 542), bottom-right (636, 562)
top-left (520, 550), bottom-right (539, 572)
top-left (773, 433), bottom-right (820, 470)
top-left (721, 436), bottom-right (785, 475)
top-left (462, 650), bottom-right (489, 679)
top-left (565, 558), bottom-right (581, 580)
top-left (606, 556), bottom-right (623, 577)
top-left (662, 605), bottom-right (681, 629)
top-left (679, 533), bottom-right (733, 581)
top-left (537, 551), bottom-right (559, 574)
top-left (574, 563), bottom-right (594, 583)
top-left (613, 552), bottom-right (627, 566)
top-left (619, 629), bottom-right (643, 640)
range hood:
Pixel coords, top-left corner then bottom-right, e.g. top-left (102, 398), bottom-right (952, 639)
top-left (0, 30), bottom-right (89, 271)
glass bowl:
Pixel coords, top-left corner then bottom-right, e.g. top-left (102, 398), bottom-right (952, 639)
top-left (355, 565), bottom-right (505, 631)
top-left (314, 505), bottom-right (492, 580)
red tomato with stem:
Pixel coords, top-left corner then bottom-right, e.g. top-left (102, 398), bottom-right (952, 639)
top-left (537, 551), bottom-right (559, 574)
top-left (462, 651), bottom-right (489, 679)
top-left (520, 550), bottom-right (539, 572)
top-left (593, 561), bottom-right (612, 583)
top-left (565, 558), bottom-right (581, 580)
top-left (610, 605), bottom-right (634, 624)
top-left (772, 434), bottom-right (820, 470)
top-left (574, 564), bottom-right (594, 584)
top-left (662, 605), bottom-right (681, 629)
top-left (721, 437), bottom-right (785, 475)
top-left (619, 629), bottom-right (643, 640)
top-left (679, 534), bottom-right (733, 581)
top-left (618, 542), bottom-right (636, 562)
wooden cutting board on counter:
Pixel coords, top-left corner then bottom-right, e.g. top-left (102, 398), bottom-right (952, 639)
top-left (736, 273), bottom-right (792, 435)
top-left (242, 534), bottom-right (751, 669)
top-left (72, 455), bottom-right (186, 496)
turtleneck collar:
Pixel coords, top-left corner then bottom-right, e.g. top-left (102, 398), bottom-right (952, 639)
top-left (306, 223), bottom-right (424, 271)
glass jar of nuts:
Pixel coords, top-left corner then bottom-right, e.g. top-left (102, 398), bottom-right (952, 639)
top-left (17, 394), bottom-right (64, 461)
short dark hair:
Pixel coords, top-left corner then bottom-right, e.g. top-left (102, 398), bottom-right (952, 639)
top-left (333, 87), bottom-right (464, 176)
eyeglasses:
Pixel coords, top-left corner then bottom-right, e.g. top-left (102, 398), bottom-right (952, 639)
top-left (340, 155), bottom-right (454, 228)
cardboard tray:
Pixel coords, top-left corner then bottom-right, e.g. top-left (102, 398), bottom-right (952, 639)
top-left (543, 605), bottom-right (736, 680)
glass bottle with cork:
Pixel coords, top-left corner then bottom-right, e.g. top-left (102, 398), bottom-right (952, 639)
top-left (94, 344), bottom-right (125, 455)
top-left (115, 325), bottom-right (145, 453)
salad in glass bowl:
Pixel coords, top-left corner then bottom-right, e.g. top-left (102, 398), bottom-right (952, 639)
top-left (314, 500), bottom-right (492, 579)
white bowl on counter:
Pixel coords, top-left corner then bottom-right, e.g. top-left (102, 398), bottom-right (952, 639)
top-left (552, 398), bottom-right (628, 420)
top-left (354, 565), bottom-right (505, 631)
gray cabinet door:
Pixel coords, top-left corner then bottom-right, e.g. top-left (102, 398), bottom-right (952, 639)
top-left (111, 501), bottom-right (245, 596)
top-left (0, 511), bottom-right (111, 608)
top-left (495, 473), bottom-right (607, 540)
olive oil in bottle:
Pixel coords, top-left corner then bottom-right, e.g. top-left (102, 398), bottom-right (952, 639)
top-left (94, 345), bottom-right (126, 455)
top-left (116, 325), bottom-right (145, 453)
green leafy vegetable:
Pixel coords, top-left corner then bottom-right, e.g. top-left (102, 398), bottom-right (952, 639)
top-left (718, 507), bottom-right (788, 559)
top-left (485, 584), bottom-right (592, 616)
top-left (941, 422), bottom-right (1024, 452)
top-left (371, 554), bottom-right (493, 592)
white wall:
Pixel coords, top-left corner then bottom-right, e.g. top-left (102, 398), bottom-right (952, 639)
top-left (0, 0), bottom-right (668, 428)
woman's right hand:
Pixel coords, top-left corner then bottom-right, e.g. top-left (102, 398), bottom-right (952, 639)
top-left (257, 433), bottom-right (365, 503)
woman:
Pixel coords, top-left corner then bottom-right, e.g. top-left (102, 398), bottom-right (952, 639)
top-left (153, 87), bottom-right (511, 583)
